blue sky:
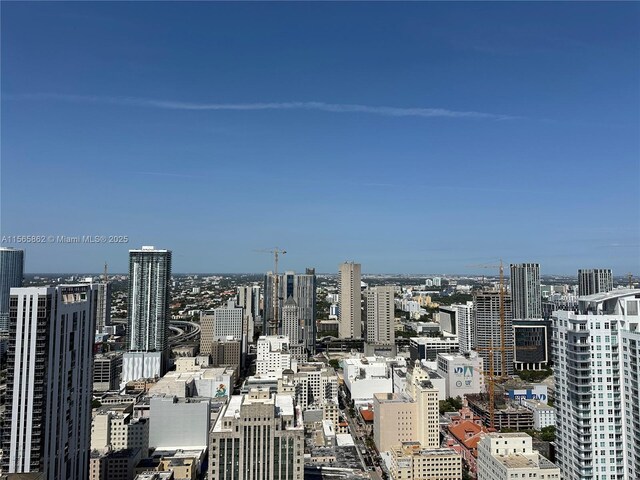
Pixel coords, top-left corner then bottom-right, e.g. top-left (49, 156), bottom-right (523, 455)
top-left (1, 2), bottom-right (638, 275)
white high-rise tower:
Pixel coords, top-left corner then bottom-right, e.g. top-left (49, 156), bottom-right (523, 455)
top-left (2, 285), bottom-right (97, 478)
top-left (553, 289), bottom-right (640, 480)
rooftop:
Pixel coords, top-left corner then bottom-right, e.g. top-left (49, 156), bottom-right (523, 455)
top-left (580, 288), bottom-right (640, 303)
top-left (394, 443), bottom-right (459, 458)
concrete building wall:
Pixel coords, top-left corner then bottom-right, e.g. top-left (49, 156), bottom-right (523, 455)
top-left (365, 286), bottom-right (395, 345)
top-left (339, 262), bottom-right (362, 339)
top-left (149, 397), bottom-right (211, 449)
top-left (122, 351), bottom-right (163, 383)
top-left (436, 352), bottom-right (484, 399)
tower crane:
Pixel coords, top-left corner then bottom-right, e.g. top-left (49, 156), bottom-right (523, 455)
top-left (465, 260), bottom-right (512, 429)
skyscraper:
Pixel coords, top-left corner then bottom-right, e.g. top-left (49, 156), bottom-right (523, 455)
top-left (0, 247), bottom-right (24, 333)
top-left (2, 284), bottom-right (97, 478)
top-left (339, 262), bottom-right (362, 339)
top-left (365, 285), bottom-right (395, 345)
top-left (281, 297), bottom-right (302, 357)
top-left (263, 269), bottom-right (316, 357)
top-left (209, 389), bottom-right (304, 480)
top-left (237, 284), bottom-right (261, 343)
top-left (127, 246), bottom-right (171, 354)
top-left (95, 281), bottom-right (112, 333)
top-left (473, 291), bottom-right (514, 377)
top-left (510, 263), bottom-right (542, 319)
top-left (454, 302), bottom-right (474, 354)
top-left (578, 268), bottom-right (613, 297)
top-left (439, 302), bottom-right (474, 353)
top-left (552, 289), bottom-right (640, 480)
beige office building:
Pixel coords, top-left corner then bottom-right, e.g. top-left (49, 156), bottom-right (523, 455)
top-left (339, 262), bottom-right (362, 339)
top-left (373, 366), bottom-right (440, 452)
top-left (390, 442), bottom-right (462, 480)
top-left (91, 405), bottom-right (149, 454)
top-left (209, 389), bottom-right (304, 480)
top-left (365, 286), bottom-right (395, 345)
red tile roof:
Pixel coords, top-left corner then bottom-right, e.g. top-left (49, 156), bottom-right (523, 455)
top-left (360, 409), bottom-right (374, 422)
top-left (448, 420), bottom-right (489, 457)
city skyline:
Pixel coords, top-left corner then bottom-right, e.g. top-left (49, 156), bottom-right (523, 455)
top-left (2, 2), bottom-right (638, 274)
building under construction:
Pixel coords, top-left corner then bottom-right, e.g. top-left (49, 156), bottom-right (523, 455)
top-left (465, 393), bottom-right (533, 431)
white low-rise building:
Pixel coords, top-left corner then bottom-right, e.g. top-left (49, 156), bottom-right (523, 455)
top-left (436, 352), bottom-right (484, 399)
top-left (148, 366), bottom-right (235, 399)
top-left (477, 433), bottom-right (560, 480)
top-left (282, 362), bottom-right (339, 409)
top-left (256, 335), bottom-right (297, 376)
top-left (342, 355), bottom-right (406, 405)
top-left (521, 399), bottom-right (555, 430)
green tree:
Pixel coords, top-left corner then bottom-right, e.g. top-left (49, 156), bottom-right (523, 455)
top-left (328, 359), bottom-right (341, 370)
top-left (540, 425), bottom-right (556, 442)
top-left (439, 396), bottom-right (463, 414)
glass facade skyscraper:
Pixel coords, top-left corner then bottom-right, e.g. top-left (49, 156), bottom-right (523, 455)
top-left (127, 246), bottom-right (172, 354)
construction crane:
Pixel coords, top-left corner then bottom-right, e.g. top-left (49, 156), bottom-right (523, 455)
top-left (103, 262), bottom-right (108, 283)
top-left (466, 260), bottom-right (511, 429)
top-left (628, 273), bottom-right (634, 289)
top-left (255, 248), bottom-right (286, 335)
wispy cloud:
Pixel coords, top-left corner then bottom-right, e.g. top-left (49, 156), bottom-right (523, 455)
top-left (132, 171), bottom-right (200, 179)
top-left (6, 93), bottom-right (518, 121)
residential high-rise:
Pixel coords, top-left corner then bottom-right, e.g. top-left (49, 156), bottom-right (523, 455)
top-left (0, 247), bottom-right (24, 333)
top-left (440, 302), bottom-right (474, 353)
top-left (339, 262), bottom-right (362, 339)
top-left (82, 275), bottom-right (112, 333)
top-left (237, 285), bottom-right (261, 343)
top-left (263, 269), bottom-right (316, 357)
top-left (578, 268), bottom-right (613, 297)
top-left (2, 284), bottom-right (97, 478)
top-left (365, 285), bottom-right (395, 345)
top-left (477, 433), bottom-right (560, 480)
top-left (510, 263), bottom-right (542, 319)
top-left (552, 289), bottom-right (640, 480)
top-left (473, 291), bottom-right (514, 377)
top-left (209, 389), bottom-right (304, 480)
top-left (127, 246), bottom-right (172, 355)
top-left (95, 281), bottom-right (112, 332)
